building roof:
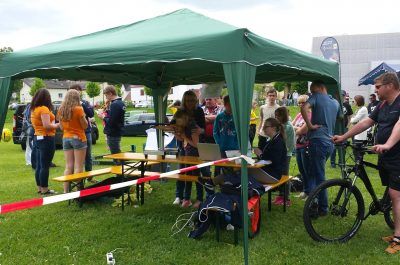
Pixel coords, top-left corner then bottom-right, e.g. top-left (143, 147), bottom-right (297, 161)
top-left (23, 78), bottom-right (86, 90)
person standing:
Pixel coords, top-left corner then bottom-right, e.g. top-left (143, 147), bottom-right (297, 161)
top-left (68, 84), bottom-right (95, 180)
top-left (350, 95), bottom-right (369, 144)
top-left (301, 80), bottom-right (340, 215)
top-left (98, 85), bottom-right (125, 154)
top-left (249, 101), bottom-right (258, 147)
top-left (172, 90), bottom-right (205, 208)
top-left (292, 90), bottom-right (299, 106)
top-left (367, 93), bottom-right (380, 114)
top-left (58, 90), bottom-right (88, 193)
top-left (259, 88), bottom-right (280, 149)
top-left (333, 72), bottom-right (400, 254)
top-left (30, 89), bottom-right (59, 195)
top-left (330, 90), bottom-right (353, 167)
top-left (202, 97), bottom-right (222, 143)
top-left (213, 95), bottom-right (239, 158)
top-left (292, 95), bottom-right (312, 200)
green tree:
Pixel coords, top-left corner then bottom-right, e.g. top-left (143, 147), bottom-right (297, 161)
top-left (143, 86), bottom-right (152, 97)
top-left (29, 78), bottom-right (46, 96)
top-left (273, 82), bottom-right (287, 92)
top-left (85, 82), bottom-right (101, 105)
top-left (114, 84), bottom-right (122, 97)
top-left (292, 81), bottom-right (308, 95)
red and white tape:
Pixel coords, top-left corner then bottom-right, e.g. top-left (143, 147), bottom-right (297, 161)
top-left (0, 155), bottom-right (254, 214)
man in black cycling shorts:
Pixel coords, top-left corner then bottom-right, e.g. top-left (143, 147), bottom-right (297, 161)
top-left (333, 72), bottom-right (400, 254)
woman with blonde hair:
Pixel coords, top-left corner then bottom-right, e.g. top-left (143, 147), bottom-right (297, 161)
top-left (58, 89), bottom-right (88, 192)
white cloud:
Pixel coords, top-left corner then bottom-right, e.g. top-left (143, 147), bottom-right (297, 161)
top-left (0, 0), bottom-right (399, 52)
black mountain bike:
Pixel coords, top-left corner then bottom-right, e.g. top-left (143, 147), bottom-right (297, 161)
top-left (303, 143), bottom-right (394, 243)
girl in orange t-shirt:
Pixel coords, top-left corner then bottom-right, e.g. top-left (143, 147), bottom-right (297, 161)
top-left (58, 89), bottom-right (88, 192)
top-left (30, 89), bottom-right (59, 195)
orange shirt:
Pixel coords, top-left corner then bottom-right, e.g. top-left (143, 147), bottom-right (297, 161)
top-left (31, 106), bottom-right (56, 136)
top-left (60, 106), bottom-right (87, 141)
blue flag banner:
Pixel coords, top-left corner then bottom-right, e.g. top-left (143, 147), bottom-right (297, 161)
top-left (320, 37), bottom-right (340, 62)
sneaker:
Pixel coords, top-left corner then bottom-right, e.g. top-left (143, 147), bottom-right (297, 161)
top-left (192, 200), bottom-right (202, 209)
top-left (385, 238), bottom-right (400, 254)
top-left (41, 189), bottom-right (57, 195)
top-left (296, 192), bottom-right (307, 199)
top-left (172, 197), bottom-right (181, 205)
top-left (382, 235), bottom-right (394, 243)
top-left (276, 199), bottom-right (292, 207)
top-left (318, 210), bottom-right (328, 217)
top-left (181, 199), bottom-right (192, 208)
top-left (273, 196), bottom-right (284, 205)
top-left (226, 224), bottom-right (235, 231)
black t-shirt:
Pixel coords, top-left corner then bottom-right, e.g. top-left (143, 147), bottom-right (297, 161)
top-left (367, 101), bottom-right (380, 114)
top-left (342, 102), bottom-right (353, 127)
top-left (369, 94), bottom-right (400, 160)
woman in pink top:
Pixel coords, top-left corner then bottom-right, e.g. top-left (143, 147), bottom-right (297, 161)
top-left (292, 95), bottom-right (312, 200)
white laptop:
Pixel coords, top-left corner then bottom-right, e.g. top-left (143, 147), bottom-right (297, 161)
top-left (197, 143), bottom-right (222, 161)
top-left (248, 167), bottom-right (278, 184)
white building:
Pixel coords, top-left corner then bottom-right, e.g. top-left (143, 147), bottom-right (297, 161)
top-left (312, 32), bottom-right (400, 99)
top-left (20, 78), bottom-right (109, 105)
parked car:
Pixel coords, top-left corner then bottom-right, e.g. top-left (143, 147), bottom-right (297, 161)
top-left (12, 104), bottom-right (99, 150)
top-left (134, 101), bottom-right (153, 108)
top-left (122, 113), bottom-right (172, 136)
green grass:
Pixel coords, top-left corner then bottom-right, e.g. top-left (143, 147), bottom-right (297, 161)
top-left (0, 108), bottom-right (398, 265)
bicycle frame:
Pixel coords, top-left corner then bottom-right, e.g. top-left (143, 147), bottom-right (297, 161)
top-left (341, 146), bottom-right (390, 220)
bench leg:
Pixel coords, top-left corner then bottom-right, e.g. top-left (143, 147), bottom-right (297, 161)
top-left (141, 183), bottom-right (144, 205)
top-left (283, 184), bottom-right (287, 213)
top-left (122, 192), bottom-right (125, 211)
top-left (234, 226), bottom-right (238, 246)
top-left (215, 213), bottom-right (220, 242)
top-left (268, 191), bottom-right (272, 212)
top-left (136, 184), bottom-right (140, 203)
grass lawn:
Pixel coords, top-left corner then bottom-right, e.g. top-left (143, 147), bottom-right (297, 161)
top-left (0, 107), bottom-right (398, 264)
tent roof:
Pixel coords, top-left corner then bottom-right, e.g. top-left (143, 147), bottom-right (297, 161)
top-left (358, 62), bottom-right (400, 86)
top-left (0, 8), bottom-right (339, 87)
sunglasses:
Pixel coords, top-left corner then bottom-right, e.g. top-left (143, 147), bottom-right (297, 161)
top-left (375, 83), bottom-right (388, 89)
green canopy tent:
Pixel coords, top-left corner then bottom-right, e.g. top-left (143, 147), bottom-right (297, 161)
top-left (0, 9), bottom-right (340, 264)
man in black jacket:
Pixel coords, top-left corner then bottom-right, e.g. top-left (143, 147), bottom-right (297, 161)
top-left (98, 85), bottom-right (125, 154)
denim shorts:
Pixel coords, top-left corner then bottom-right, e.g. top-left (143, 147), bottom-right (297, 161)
top-left (63, 137), bottom-right (87, 151)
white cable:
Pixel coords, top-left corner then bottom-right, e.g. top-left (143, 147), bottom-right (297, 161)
top-left (171, 211), bottom-right (197, 237)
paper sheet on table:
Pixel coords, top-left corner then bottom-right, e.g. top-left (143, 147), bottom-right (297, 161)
top-left (255, 160), bottom-right (272, 165)
top-left (145, 128), bottom-right (175, 150)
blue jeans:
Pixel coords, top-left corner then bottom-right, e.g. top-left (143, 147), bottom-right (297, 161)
top-left (107, 135), bottom-right (121, 154)
top-left (175, 145), bottom-right (203, 201)
top-left (296, 147), bottom-right (311, 194)
top-left (31, 137), bottom-right (37, 170)
top-left (35, 136), bottom-right (55, 188)
top-left (309, 139), bottom-right (334, 212)
top-left (85, 132), bottom-right (92, 171)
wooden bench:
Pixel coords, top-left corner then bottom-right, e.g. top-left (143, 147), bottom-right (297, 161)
top-left (53, 167), bottom-right (113, 184)
top-left (264, 175), bottom-right (294, 212)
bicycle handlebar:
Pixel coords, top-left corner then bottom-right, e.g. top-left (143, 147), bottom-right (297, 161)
top-left (334, 141), bottom-right (375, 155)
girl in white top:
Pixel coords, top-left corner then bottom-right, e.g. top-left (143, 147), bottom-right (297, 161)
top-left (350, 95), bottom-right (369, 141)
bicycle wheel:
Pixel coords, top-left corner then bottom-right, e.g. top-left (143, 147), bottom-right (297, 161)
top-left (303, 179), bottom-right (365, 242)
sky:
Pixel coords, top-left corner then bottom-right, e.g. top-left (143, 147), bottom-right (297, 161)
top-left (1, 0), bottom-right (399, 53)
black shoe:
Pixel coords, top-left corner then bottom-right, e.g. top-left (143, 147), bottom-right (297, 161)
top-left (309, 201), bottom-right (319, 219)
top-left (50, 162), bottom-right (57, 167)
top-left (318, 210), bottom-right (328, 217)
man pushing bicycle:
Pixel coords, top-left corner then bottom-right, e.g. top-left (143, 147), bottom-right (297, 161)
top-left (332, 72), bottom-right (400, 254)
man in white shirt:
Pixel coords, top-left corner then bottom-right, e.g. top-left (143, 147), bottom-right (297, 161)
top-left (258, 88), bottom-right (280, 149)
